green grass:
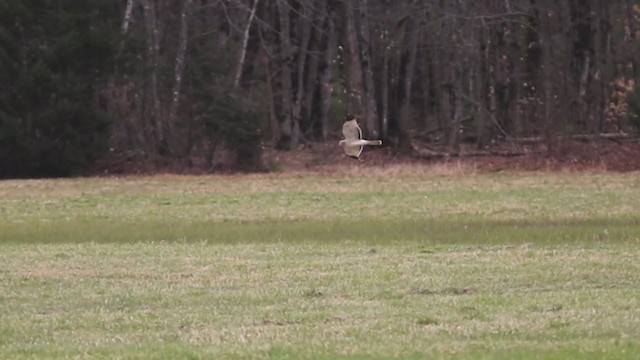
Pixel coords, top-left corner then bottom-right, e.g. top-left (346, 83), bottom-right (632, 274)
top-left (1, 172), bottom-right (640, 359)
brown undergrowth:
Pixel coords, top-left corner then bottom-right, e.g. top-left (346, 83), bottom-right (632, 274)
top-left (263, 137), bottom-right (640, 174)
top-left (95, 138), bottom-right (640, 176)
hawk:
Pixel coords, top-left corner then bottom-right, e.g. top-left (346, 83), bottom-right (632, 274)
top-left (339, 114), bottom-right (382, 159)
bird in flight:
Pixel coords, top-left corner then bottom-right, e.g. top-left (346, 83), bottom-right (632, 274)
top-left (339, 114), bottom-right (382, 159)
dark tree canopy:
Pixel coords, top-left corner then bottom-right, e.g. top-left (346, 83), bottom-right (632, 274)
top-left (0, 0), bottom-right (120, 178)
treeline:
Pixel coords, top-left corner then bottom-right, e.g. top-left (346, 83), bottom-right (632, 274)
top-left (1, 0), bottom-right (639, 177)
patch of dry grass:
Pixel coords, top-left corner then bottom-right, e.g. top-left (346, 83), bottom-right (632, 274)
top-left (0, 169), bottom-right (640, 221)
top-left (2, 172), bottom-right (640, 246)
top-left (314, 159), bottom-right (480, 178)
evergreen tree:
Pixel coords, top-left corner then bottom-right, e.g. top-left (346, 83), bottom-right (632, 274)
top-left (0, 0), bottom-right (120, 178)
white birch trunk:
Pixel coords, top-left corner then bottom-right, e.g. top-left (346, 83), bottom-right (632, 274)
top-left (168, 0), bottom-right (192, 155)
top-left (121, 0), bottom-right (135, 34)
top-left (234, 0), bottom-right (260, 88)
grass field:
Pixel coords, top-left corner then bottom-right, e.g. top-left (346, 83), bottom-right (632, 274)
top-left (1, 169), bottom-right (640, 359)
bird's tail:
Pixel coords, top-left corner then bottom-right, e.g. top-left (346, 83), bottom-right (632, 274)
top-left (365, 140), bottom-right (383, 146)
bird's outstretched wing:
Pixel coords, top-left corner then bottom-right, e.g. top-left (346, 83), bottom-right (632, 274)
top-left (343, 144), bottom-right (364, 158)
top-left (342, 119), bottom-right (362, 141)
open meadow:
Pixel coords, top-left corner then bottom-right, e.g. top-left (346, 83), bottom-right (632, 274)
top-left (1, 167), bottom-right (640, 359)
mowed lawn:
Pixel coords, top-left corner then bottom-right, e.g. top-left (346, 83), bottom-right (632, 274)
top-left (1, 170), bottom-right (640, 359)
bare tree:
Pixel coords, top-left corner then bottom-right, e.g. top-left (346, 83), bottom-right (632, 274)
top-left (168, 0), bottom-right (192, 156)
top-left (234, 0), bottom-right (260, 88)
top-left (104, 0), bottom-right (640, 171)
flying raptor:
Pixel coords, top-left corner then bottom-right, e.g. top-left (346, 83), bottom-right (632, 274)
top-left (339, 114), bottom-right (382, 159)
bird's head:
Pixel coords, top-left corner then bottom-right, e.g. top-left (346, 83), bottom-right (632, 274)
top-left (345, 113), bottom-right (356, 121)
top-left (338, 140), bottom-right (346, 147)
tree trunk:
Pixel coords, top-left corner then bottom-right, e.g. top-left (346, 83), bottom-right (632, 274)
top-left (447, 84), bottom-right (463, 154)
top-left (397, 16), bottom-right (419, 151)
top-left (304, 6), bottom-right (323, 139)
top-left (345, 0), bottom-right (364, 116)
top-left (319, 4), bottom-right (336, 141)
top-left (140, 0), bottom-right (164, 155)
top-left (276, 0), bottom-right (294, 150)
top-left (234, 0), bottom-right (260, 88)
top-left (538, 0), bottom-right (556, 153)
top-left (627, 0), bottom-right (640, 82)
top-left (381, 41), bottom-right (390, 140)
top-left (357, 0), bottom-right (380, 137)
top-left (121, 0), bottom-right (135, 34)
top-left (594, 1), bottom-right (612, 133)
top-left (292, 2), bottom-right (313, 145)
top-left (168, 0), bottom-right (192, 156)
top-left (264, 55), bottom-right (281, 143)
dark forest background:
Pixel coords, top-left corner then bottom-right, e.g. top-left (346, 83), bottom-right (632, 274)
top-left (1, 0), bottom-right (640, 178)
